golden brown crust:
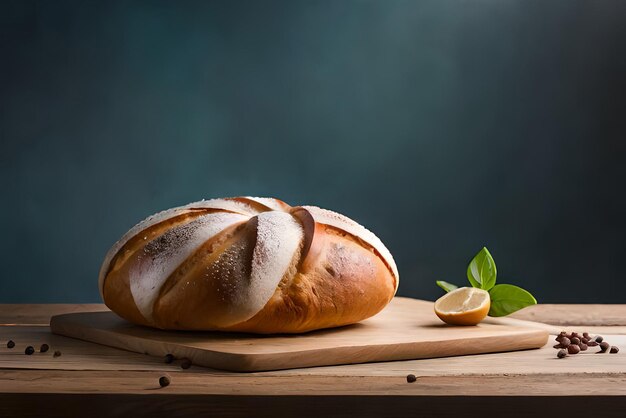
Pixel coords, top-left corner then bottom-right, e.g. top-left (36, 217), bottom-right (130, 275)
top-left (102, 211), bottom-right (208, 327)
top-left (100, 198), bottom-right (397, 334)
top-left (222, 224), bottom-right (395, 333)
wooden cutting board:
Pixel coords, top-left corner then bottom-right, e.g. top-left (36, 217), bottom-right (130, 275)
top-left (49, 297), bottom-right (549, 372)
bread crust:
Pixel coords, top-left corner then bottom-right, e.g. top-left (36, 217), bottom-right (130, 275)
top-left (101, 197), bottom-right (398, 334)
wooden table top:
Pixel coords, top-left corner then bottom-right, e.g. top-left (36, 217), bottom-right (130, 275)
top-left (1, 303), bottom-right (625, 417)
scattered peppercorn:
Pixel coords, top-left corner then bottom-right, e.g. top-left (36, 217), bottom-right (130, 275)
top-left (40, 344), bottom-right (49, 353)
top-left (180, 358), bottom-right (192, 369)
top-left (159, 375), bottom-right (171, 387)
top-left (164, 353), bottom-right (175, 364)
top-left (406, 374), bottom-right (417, 383)
top-left (53, 350), bottom-right (62, 357)
top-left (552, 330), bottom-right (620, 357)
top-left (25, 346), bottom-right (35, 355)
top-left (7, 340), bottom-right (15, 349)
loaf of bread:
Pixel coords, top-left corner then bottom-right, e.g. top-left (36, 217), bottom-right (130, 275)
top-left (99, 197), bottom-right (398, 333)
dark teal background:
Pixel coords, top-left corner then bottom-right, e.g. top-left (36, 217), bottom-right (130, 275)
top-left (1, 0), bottom-right (625, 303)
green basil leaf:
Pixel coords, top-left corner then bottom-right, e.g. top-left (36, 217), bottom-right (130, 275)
top-left (488, 284), bottom-right (537, 317)
top-left (436, 281), bottom-right (458, 293)
top-left (466, 247), bottom-right (497, 290)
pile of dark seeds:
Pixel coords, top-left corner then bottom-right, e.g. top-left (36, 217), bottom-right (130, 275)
top-left (554, 331), bottom-right (619, 358)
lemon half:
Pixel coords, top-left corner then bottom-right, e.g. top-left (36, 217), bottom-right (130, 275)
top-left (434, 287), bottom-right (490, 326)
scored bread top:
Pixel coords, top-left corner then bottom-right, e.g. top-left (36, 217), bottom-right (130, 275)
top-left (99, 197), bottom-right (398, 326)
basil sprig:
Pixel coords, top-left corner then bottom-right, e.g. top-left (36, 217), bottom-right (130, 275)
top-left (436, 247), bottom-right (537, 317)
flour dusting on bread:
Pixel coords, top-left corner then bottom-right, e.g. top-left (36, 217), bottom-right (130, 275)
top-left (244, 211), bottom-right (304, 318)
top-left (100, 197), bottom-right (398, 333)
top-left (128, 212), bottom-right (247, 321)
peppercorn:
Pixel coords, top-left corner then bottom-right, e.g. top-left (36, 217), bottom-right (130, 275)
top-left (40, 344), bottom-right (49, 353)
top-left (560, 337), bottom-right (571, 347)
top-left (557, 349), bottom-right (567, 359)
top-left (570, 337), bottom-right (581, 345)
top-left (159, 375), bottom-right (171, 387)
top-left (164, 353), bottom-right (175, 364)
top-left (53, 350), bottom-right (62, 357)
top-left (587, 341), bottom-right (598, 347)
top-left (581, 338), bottom-right (589, 344)
top-left (406, 374), bottom-right (417, 383)
top-left (579, 343), bottom-right (588, 351)
top-left (567, 345), bottom-right (580, 355)
top-left (180, 358), bottom-right (192, 369)
top-left (25, 346), bottom-right (35, 355)
top-left (583, 332), bottom-right (590, 339)
top-left (610, 346), bottom-right (619, 354)
top-left (571, 332), bottom-right (579, 339)
top-left (595, 336), bottom-right (604, 343)
top-left (599, 342), bottom-right (610, 353)
top-left (7, 340), bottom-right (15, 349)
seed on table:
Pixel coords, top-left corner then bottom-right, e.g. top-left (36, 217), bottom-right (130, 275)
top-left (407, 374), bottom-right (417, 383)
top-left (581, 338), bottom-right (589, 344)
top-left (557, 349), bottom-right (567, 359)
top-left (7, 340), bottom-right (15, 348)
top-left (570, 337), bottom-right (581, 345)
top-left (553, 344), bottom-right (563, 349)
top-left (579, 343), bottom-right (588, 351)
top-left (53, 350), bottom-right (62, 357)
top-left (568, 345), bottom-right (580, 355)
top-left (25, 346), bottom-right (35, 355)
top-left (40, 344), bottom-right (49, 353)
top-left (164, 353), bottom-right (175, 364)
top-left (560, 337), bottom-right (571, 347)
top-left (587, 341), bottom-right (598, 347)
top-left (595, 336), bottom-right (604, 343)
top-left (159, 375), bottom-right (171, 387)
top-left (180, 358), bottom-right (192, 369)
top-left (610, 346), bottom-right (619, 354)
top-left (583, 332), bottom-right (590, 339)
top-left (599, 342), bottom-right (610, 353)
top-left (571, 332), bottom-right (579, 339)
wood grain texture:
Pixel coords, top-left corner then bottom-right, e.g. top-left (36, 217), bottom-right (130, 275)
top-left (3, 303), bottom-right (626, 327)
top-left (1, 370), bottom-right (626, 395)
top-left (2, 303), bottom-right (626, 417)
top-left (0, 304), bottom-right (108, 326)
top-left (510, 304), bottom-right (626, 326)
top-left (49, 298), bottom-right (548, 371)
top-left (1, 327), bottom-right (625, 376)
